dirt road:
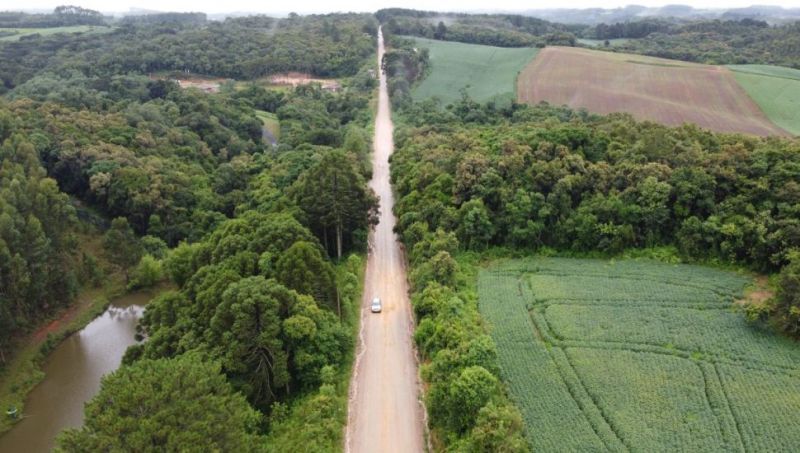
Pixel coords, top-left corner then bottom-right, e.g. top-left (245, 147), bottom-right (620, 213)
top-left (345, 28), bottom-right (426, 453)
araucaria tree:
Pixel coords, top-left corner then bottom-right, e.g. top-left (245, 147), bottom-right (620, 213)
top-left (291, 150), bottom-right (379, 259)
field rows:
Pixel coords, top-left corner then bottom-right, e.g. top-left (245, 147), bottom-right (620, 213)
top-left (479, 258), bottom-right (800, 451)
top-left (517, 47), bottom-right (788, 136)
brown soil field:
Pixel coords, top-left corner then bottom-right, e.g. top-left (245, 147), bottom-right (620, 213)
top-left (517, 47), bottom-right (788, 136)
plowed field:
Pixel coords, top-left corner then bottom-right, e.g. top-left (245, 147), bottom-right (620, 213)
top-left (518, 47), bottom-right (788, 136)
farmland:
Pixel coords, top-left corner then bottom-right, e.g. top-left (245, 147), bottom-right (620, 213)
top-left (408, 37), bottom-right (538, 105)
top-left (517, 46), bottom-right (788, 136)
top-left (0, 25), bottom-right (113, 41)
top-left (729, 64), bottom-right (800, 135)
top-left (479, 258), bottom-right (800, 451)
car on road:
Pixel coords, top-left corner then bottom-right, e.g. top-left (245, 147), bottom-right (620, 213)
top-left (371, 297), bottom-right (382, 313)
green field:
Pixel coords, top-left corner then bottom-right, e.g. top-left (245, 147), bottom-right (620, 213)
top-left (479, 258), bottom-right (800, 451)
top-left (0, 26), bottom-right (114, 42)
top-left (408, 37), bottom-right (538, 105)
top-left (729, 64), bottom-right (800, 135)
top-left (255, 110), bottom-right (280, 144)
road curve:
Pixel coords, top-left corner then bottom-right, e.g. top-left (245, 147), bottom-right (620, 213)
top-left (345, 27), bottom-right (426, 453)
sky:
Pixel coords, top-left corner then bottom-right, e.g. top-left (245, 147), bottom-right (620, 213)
top-left (3, 1), bottom-right (798, 15)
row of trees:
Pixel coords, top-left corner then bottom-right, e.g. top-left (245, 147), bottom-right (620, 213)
top-left (393, 97), bottom-right (800, 271)
top-left (0, 6), bottom-right (105, 28)
top-left (0, 132), bottom-right (80, 362)
top-left (610, 19), bottom-right (800, 67)
top-left (378, 8), bottom-right (579, 48)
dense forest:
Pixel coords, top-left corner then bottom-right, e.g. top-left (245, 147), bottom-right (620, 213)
top-left (610, 19), bottom-right (800, 68)
top-left (0, 12), bottom-right (377, 93)
top-left (393, 98), bottom-right (800, 271)
top-left (386, 71), bottom-right (800, 448)
top-left (0, 10), bottom-right (381, 450)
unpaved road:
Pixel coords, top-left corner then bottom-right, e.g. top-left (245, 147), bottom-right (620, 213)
top-left (345, 28), bottom-right (426, 453)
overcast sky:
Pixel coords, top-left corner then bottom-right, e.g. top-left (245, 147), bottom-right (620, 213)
top-left (4, 1), bottom-right (798, 15)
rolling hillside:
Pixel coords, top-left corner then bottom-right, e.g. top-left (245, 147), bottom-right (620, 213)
top-left (729, 64), bottom-right (800, 135)
top-left (517, 47), bottom-right (789, 136)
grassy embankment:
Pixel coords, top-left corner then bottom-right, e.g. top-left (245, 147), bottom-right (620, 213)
top-left (255, 109), bottom-right (281, 143)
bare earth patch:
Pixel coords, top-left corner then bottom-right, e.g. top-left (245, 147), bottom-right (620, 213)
top-left (267, 72), bottom-right (340, 91)
top-left (517, 47), bottom-right (789, 136)
top-left (736, 276), bottom-right (774, 309)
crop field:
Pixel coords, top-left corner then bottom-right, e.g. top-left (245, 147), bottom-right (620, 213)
top-left (479, 258), bottom-right (800, 451)
top-left (408, 37), bottom-right (538, 105)
top-left (0, 26), bottom-right (114, 42)
top-left (729, 64), bottom-right (800, 135)
top-left (517, 47), bottom-right (788, 136)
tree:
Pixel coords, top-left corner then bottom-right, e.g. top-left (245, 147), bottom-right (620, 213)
top-left (103, 217), bottom-right (142, 282)
top-left (430, 365), bottom-right (498, 434)
top-left (467, 402), bottom-right (528, 452)
top-left (291, 150), bottom-right (379, 259)
top-left (434, 21), bottom-right (447, 40)
top-left (56, 354), bottom-right (265, 452)
top-left (772, 251), bottom-right (800, 336)
top-left (275, 241), bottom-right (339, 315)
top-left (127, 255), bottom-right (163, 290)
top-left (458, 199), bottom-right (494, 250)
top-left (209, 277), bottom-right (293, 408)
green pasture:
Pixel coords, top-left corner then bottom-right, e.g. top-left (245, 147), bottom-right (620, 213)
top-left (408, 36), bottom-right (538, 105)
top-left (730, 64), bottom-right (800, 135)
top-left (0, 25), bottom-right (114, 42)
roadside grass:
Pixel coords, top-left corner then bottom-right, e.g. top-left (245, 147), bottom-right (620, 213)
top-left (0, 25), bottom-right (114, 42)
top-left (729, 64), bottom-right (800, 135)
top-left (407, 37), bottom-right (539, 105)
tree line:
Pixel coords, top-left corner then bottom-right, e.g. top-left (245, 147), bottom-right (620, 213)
top-left (596, 18), bottom-right (800, 68)
top-left (377, 8), bottom-right (579, 48)
top-left (0, 6), bottom-right (105, 28)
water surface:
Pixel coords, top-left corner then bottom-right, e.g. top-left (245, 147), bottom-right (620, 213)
top-left (0, 290), bottom-right (154, 452)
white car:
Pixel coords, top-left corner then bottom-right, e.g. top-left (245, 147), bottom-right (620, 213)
top-left (371, 297), bottom-right (382, 313)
